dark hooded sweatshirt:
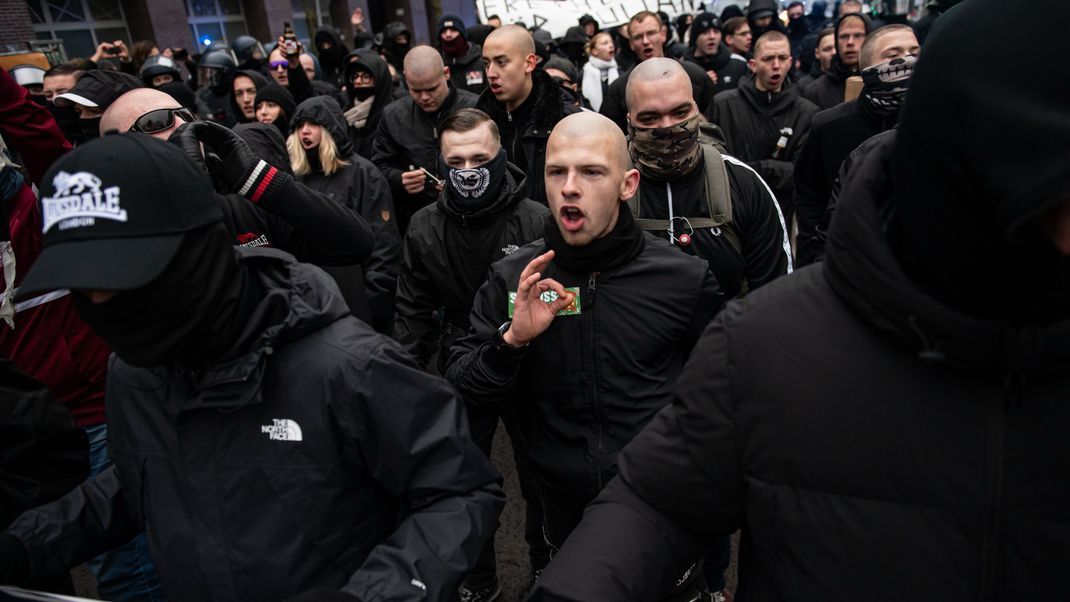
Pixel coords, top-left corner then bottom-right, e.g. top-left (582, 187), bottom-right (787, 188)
top-left (381, 22), bottom-right (412, 73)
top-left (800, 13), bottom-right (872, 110)
top-left (342, 49), bottom-right (395, 159)
top-left (708, 73), bottom-right (818, 221)
top-left (684, 44), bottom-right (750, 96)
top-left (291, 96), bottom-right (401, 332)
top-left (228, 69), bottom-right (269, 125)
top-left (393, 163), bottom-right (548, 371)
top-left (314, 29), bottom-right (349, 88)
top-left (528, 1), bottom-right (1070, 599)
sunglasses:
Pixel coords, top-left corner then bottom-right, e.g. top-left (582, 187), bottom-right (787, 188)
top-left (270, 60), bottom-right (289, 70)
top-left (128, 107), bottom-right (195, 134)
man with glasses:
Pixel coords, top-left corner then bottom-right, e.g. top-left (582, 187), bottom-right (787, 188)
top-left (101, 88), bottom-right (374, 267)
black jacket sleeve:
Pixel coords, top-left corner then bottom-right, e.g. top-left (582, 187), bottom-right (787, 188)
top-left (792, 123), bottom-right (829, 267)
top-left (257, 176), bottom-right (375, 265)
top-left (392, 226), bottom-right (440, 369)
top-left (528, 312), bottom-right (744, 601)
top-left (340, 340), bottom-right (505, 601)
top-left (725, 158), bottom-right (792, 289)
top-left (370, 112), bottom-right (409, 202)
top-left (598, 76), bottom-right (630, 133)
top-left (287, 62), bottom-right (314, 104)
top-left (351, 160), bottom-right (402, 322)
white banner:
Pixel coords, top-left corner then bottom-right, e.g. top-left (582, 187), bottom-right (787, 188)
top-left (475, 0), bottom-right (704, 39)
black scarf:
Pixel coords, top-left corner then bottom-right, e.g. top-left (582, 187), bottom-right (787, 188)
top-left (72, 223), bottom-right (258, 367)
top-left (543, 204), bottom-right (645, 274)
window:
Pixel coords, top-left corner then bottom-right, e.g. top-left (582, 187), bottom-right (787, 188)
top-left (27, 0), bottom-right (131, 61)
top-left (186, 0), bottom-right (248, 52)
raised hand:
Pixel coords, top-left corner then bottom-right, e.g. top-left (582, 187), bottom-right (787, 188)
top-left (504, 250), bottom-right (575, 347)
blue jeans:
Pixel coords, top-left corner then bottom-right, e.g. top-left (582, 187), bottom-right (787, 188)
top-left (84, 423), bottom-right (167, 602)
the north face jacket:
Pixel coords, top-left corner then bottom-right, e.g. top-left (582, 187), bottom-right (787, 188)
top-left (444, 235), bottom-right (722, 548)
top-left (3, 247), bottom-right (505, 601)
top-left (371, 85), bottom-right (479, 233)
top-left (708, 74), bottom-right (818, 221)
top-left (393, 163), bottom-right (548, 371)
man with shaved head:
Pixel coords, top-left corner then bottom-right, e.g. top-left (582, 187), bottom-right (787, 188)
top-left (373, 45), bottom-right (478, 233)
top-left (626, 57), bottom-right (790, 301)
top-left (476, 24), bottom-right (580, 205)
top-left (446, 111), bottom-right (722, 599)
top-left (101, 87), bottom-right (192, 139)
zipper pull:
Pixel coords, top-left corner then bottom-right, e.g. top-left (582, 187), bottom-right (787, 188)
top-left (588, 273), bottom-right (596, 293)
top-left (507, 109), bottom-right (512, 123)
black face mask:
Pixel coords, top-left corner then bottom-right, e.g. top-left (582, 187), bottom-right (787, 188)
top-left (72, 223), bottom-right (249, 368)
top-left (438, 149), bottom-right (508, 210)
top-left (353, 86), bottom-right (376, 102)
top-left (543, 204), bottom-right (645, 274)
top-left (47, 102), bottom-right (85, 144)
top-left (79, 117), bottom-right (102, 141)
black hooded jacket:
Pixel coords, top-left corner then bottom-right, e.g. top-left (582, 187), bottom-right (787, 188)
top-left (314, 29), bottom-right (349, 87)
top-left (800, 13), bottom-right (872, 110)
top-left (342, 49), bottom-right (396, 159)
top-left (599, 60), bottom-right (717, 133)
top-left (683, 44), bottom-right (750, 95)
top-left (527, 2), bottom-right (1070, 597)
top-left (381, 22), bottom-right (412, 73)
top-left (228, 69), bottom-right (269, 124)
top-left (393, 163), bottom-right (548, 370)
top-left (291, 97), bottom-right (401, 330)
top-left (443, 42), bottom-right (487, 94)
top-left (4, 247), bottom-right (504, 601)
top-left (371, 85), bottom-right (479, 233)
top-left (708, 74), bottom-right (818, 220)
top-left (476, 70), bottom-right (581, 205)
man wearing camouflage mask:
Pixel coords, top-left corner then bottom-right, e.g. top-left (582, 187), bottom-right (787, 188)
top-left (626, 58), bottom-right (791, 300)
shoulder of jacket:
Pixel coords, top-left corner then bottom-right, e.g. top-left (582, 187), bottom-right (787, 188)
top-left (639, 233), bottom-right (710, 275)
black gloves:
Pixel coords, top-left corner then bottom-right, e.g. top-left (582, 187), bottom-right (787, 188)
top-left (169, 121), bottom-right (288, 203)
top-left (0, 533), bottom-right (30, 584)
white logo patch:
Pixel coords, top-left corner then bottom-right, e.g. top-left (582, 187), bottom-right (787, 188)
top-left (42, 171), bottom-right (128, 232)
top-left (501, 244), bottom-right (520, 255)
top-left (449, 166), bottom-right (491, 198)
top-left (261, 418), bottom-right (303, 442)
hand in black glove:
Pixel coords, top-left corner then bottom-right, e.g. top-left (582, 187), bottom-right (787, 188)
top-left (283, 587), bottom-right (362, 602)
top-left (0, 533), bottom-right (30, 584)
top-left (168, 121), bottom-right (287, 203)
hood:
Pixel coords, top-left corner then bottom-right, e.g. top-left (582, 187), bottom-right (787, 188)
top-left (291, 95), bottom-right (354, 157)
top-left (467, 24), bottom-right (494, 47)
top-left (314, 29), bottom-right (349, 70)
top-left (826, 12), bottom-right (872, 79)
top-left (229, 69), bottom-right (269, 123)
top-left (477, 69), bottom-right (569, 128)
top-left (234, 122), bottom-right (292, 175)
top-left (748, 0), bottom-right (787, 36)
top-left (560, 26), bottom-right (588, 46)
top-left (342, 49), bottom-right (394, 115)
top-left (824, 131), bottom-right (1070, 377)
top-left (887, 0), bottom-right (1070, 326)
top-left (382, 21), bottom-right (412, 67)
top-left (437, 161), bottom-right (529, 219)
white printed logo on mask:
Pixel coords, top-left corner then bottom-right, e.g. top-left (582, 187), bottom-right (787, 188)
top-left (261, 418), bottom-right (303, 442)
top-left (449, 166), bottom-right (491, 198)
top-left (42, 171), bottom-right (128, 232)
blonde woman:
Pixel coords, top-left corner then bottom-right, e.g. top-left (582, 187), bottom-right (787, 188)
top-left (288, 96), bottom-right (401, 332)
top-left (581, 32), bottom-right (619, 111)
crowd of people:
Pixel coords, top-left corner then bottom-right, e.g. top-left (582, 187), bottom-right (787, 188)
top-left (1, 0), bottom-right (1068, 600)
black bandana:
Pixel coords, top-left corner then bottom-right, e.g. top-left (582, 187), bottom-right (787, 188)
top-left (439, 149), bottom-right (508, 210)
top-left (860, 55), bottom-right (917, 116)
top-left (79, 117), bottom-right (102, 141)
top-left (543, 204), bottom-right (645, 274)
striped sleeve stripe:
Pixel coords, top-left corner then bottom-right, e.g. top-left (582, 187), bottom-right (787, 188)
top-left (238, 160), bottom-right (267, 196)
top-left (721, 153), bottom-right (794, 274)
top-left (248, 166), bottom-right (278, 204)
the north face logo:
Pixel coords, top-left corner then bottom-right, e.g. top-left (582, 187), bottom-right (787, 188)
top-left (261, 418), bottom-right (303, 442)
top-left (501, 244), bottom-right (519, 255)
top-left (42, 170), bottom-right (128, 232)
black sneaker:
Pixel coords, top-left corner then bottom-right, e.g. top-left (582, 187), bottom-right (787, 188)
top-left (458, 578), bottom-right (501, 602)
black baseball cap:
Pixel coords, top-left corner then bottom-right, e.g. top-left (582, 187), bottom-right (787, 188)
top-left (17, 134), bottom-right (222, 297)
top-left (54, 69), bottom-right (142, 109)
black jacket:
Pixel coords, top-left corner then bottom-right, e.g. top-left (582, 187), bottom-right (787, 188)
top-left (793, 98), bottom-right (897, 266)
top-left (443, 42), bottom-right (487, 94)
top-left (4, 248), bottom-right (505, 601)
top-left (708, 75), bottom-right (818, 220)
top-left (599, 60), bottom-right (716, 133)
top-left (799, 14), bottom-right (872, 110)
top-left (393, 163), bottom-right (548, 370)
top-left (683, 46), bottom-right (749, 96)
top-left (528, 134), bottom-right (1070, 602)
top-left (636, 152), bottom-right (792, 299)
top-left (343, 50), bottom-right (396, 159)
top-left (228, 69), bottom-right (269, 124)
top-left (476, 70), bottom-right (581, 205)
top-left (371, 86), bottom-right (479, 233)
top-left (292, 97), bottom-right (401, 329)
top-left (444, 235), bottom-right (722, 548)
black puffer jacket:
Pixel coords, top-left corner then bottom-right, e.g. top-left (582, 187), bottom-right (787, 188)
top-left (476, 70), bottom-right (581, 205)
top-left (683, 45), bottom-right (749, 95)
top-left (529, 3), bottom-right (1070, 595)
top-left (4, 248), bottom-right (505, 601)
top-left (444, 42), bottom-right (487, 94)
top-left (371, 85), bottom-right (479, 233)
top-left (708, 74), bottom-right (818, 220)
top-left (445, 234), bottom-right (722, 548)
top-left (291, 97), bottom-right (401, 330)
top-left (393, 163), bottom-right (548, 370)
top-left (342, 50), bottom-right (396, 159)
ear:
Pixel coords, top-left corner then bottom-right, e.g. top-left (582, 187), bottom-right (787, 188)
top-left (524, 53), bottom-right (537, 74)
top-left (747, 58), bottom-right (757, 73)
top-left (443, 66), bottom-right (451, 80)
top-left (619, 168), bottom-right (640, 201)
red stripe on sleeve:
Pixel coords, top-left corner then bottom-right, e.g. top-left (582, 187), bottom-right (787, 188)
top-left (249, 166), bottom-right (277, 203)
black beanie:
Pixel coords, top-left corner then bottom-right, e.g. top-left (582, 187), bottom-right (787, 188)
top-left (438, 14), bottom-right (468, 42)
top-left (254, 83), bottom-right (296, 119)
top-left (690, 12), bottom-right (723, 46)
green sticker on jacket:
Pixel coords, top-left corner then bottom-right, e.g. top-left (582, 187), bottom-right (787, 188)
top-left (508, 287), bottom-right (581, 317)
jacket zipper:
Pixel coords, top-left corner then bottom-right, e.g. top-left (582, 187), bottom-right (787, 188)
top-left (586, 273), bottom-right (605, 490)
top-left (980, 372), bottom-right (1018, 600)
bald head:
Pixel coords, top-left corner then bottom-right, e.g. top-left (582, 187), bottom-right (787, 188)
top-left (485, 24), bottom-right (535, 55)
top-left (102, 87), bottom-right (184, 139)
top-left (404, 45), bottom-right (445, 78)
top-left (550, 112), bottom-right (630, 171)
top-left (626, 57), bottom-right (689, 109)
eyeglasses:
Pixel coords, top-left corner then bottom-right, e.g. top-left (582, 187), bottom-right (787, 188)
top-left (270, 60), bottom-right (289, 70)
top-left (351, 71), bottom-right (375, 84)
top-left (128, 107), bottom-right (195, 134)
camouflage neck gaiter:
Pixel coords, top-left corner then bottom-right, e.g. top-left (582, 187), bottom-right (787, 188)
top-left (627, 113), bottom-right (702, 180)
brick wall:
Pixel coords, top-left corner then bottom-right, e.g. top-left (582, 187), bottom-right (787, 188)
top-left (244, 0), bottom-right (295, 44)
top-left (136, 0), bottom-right (195, 51)
top-left (0, 0), bottom-right (37, 51)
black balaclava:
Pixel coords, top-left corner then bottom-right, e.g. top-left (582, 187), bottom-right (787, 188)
top-left (72, 222), bottom-right (256, 367)
top-left (47, 102), bottom-right (85, 145)
top-left (543, 204), bottom-right (645, 274)
top-left (889, 0), bottom-right (1070, 325)
top-left (79, 117), bottom-right (101, 141)
top-left (438, 149), bottom-right (508, 211)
